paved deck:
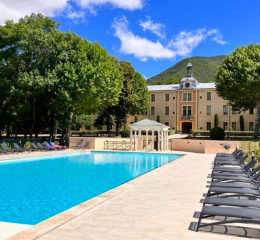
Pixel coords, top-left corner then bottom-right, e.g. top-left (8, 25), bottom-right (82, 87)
top-left (6, 152), bottom-right (260, 240)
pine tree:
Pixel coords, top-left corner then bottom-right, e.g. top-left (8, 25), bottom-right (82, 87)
top-left (214, 114), bottom-right (219, 128)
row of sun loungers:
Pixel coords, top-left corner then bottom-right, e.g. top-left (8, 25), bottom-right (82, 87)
top-left (196, 148), bottom-right (260, 233)
top-left (0, 142), bottom-right (64, 154)
top-left (75, 142), bottom-right (90, 151)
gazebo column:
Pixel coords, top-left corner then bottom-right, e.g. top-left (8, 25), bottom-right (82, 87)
top-left (146, 130), bottom-right (149, 151)
top-left (130, 129), bottom-right (133, 150)
top-left (151, 130), bottom-right (154, 151)
top-left (161, 131), bottom-right (164, 151)
top-left (166, 130), bottom-right (169, 151)
top-left (138, 129), bottom-right (141, 151)
top-left (164, 131), bottom-right (167, 151)
top-left (134, 130), bottom-right (137, 151)
top-left (157, 130), bottom-right (160, 151)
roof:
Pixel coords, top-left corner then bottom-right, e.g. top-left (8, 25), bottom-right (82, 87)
top-left (147, 82), bottom-right (215, 91)
top-left (129, 119), bottom-right (170, 130)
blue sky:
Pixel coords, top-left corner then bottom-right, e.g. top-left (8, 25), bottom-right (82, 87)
top-left (1, 0), bottom-right (259, 79)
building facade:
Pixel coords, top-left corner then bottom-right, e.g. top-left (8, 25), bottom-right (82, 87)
top-left (126, 63), bottom-right (256, 133)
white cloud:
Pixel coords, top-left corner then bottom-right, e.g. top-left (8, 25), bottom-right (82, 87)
top-left (0, 0), bottom-right (69, 25)
top-left (112, 16), bottom-right (175, 61)
top-left (0, 0), bottom-right (145, 25)
top-left (112, 16), bottom-right (228, 61)
top-left (76, 0), bottom-right (145, 11)
top-left (139, 16), bottom-right (165, 38)
top-left (207, 29), bottom-right (228, 45)
top-left (168, 29), bottom-right (208, 56)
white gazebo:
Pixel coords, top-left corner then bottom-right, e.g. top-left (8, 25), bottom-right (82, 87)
top-left (129, 119), bottom-right (170, 151)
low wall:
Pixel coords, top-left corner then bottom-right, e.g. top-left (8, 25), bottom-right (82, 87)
top-left (171, 139), bottom-right (239, 154)
top-left (69, 137), bottom-right (131, 150)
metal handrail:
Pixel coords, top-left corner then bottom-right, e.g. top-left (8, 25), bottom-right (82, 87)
top-left (182, 115), bottom-right (193, 120)
top-left (104, 140), bottom-right (130, 150)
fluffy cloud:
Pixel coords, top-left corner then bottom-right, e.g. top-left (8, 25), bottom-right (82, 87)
top-left (0, 0), bottom-right (68, 25)
top-left (0, 0), bottom-right (145, 25)
top-left (139, 16), bottom-right (165, 38)
top-left (112, 16), bottom-right (227, 61)
top-left (76, 0), bottom-right (145, 11)
top-left (112, 16), bottom-right (175, 61)
top-left (207, 29), bottom-right (228, 45)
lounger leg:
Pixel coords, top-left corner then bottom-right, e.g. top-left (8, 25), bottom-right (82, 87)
top-left (196, 213), bottom-right (202, 232)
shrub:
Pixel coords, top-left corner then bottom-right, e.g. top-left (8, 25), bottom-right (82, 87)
top-left (214, 114), bottom-right (219, 127)
top-left (24, 141), bottom-right (32, 149)
top-left (3, 141), bottom-right (11, 149)
top-left (210, 127), bottom-right (225, 140)
top-left (120, 129), bottom-right (130, 138)
top-left (134, 116), bottom-right (138, 122)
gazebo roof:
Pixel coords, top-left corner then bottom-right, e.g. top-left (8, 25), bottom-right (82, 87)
top-left (129, 119), bottom-right (170, 131)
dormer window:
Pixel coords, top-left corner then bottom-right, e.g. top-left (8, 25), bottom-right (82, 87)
top-left (185, 82), bottom-right (190, 88)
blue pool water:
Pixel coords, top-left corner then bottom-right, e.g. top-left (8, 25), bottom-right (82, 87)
top-left (0, 151), bottom-right (183, 225)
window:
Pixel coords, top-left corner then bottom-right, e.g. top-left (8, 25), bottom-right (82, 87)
top-left (185, 82), bottom-right (190, 88)
top-left (165, 106), bottom-right (169, 115)
top-left (183, 106), bottom-right (187, 115)
top-left (130, 122), bottom-right (134, 124)
top-left (223, 105), bottom-right (228, 115)
top-left (151, 94), bottom-right (155, 102)
top-left (188, 106), bottom-right (192, 115)
top-left (207, 92), bottom-right (211, 101)
top-left (206, 122), bottom-right (211, 130)
top-left (232, 109), bottom-right (236, 115)
top-left (188, 93), bottom-right (192, 101)
top-left (165, 122), bottom-right (169, 126)
top-left (183, 93), bottom-right (187, 101)
top-left (249, 122), bottom-right (254, 131)
top-left (151, 107), bottom-right (155, 115)
top-left (223, 122), bottom-right (228, 130)
top-left (249, 108), bottom-right (254, 115)
top-left (206, 105), bottom-right (211, 115)
top-left (232, 122), bottom-right (236, 131)
top-left (165, 94), bottom-right (169, 102)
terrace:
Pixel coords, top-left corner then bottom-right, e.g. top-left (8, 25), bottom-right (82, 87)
top-left (1, 150), bottom-right (259, 240)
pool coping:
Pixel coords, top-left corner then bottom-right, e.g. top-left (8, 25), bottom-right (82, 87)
top-left (7, 151), bottom-right (188, 240)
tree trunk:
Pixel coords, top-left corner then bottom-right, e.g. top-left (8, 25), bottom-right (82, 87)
top-left (14, 121), bottom-right (18, 138)
top-left (6, 124), bottom-right (10, 138)
top-left (107, 123), bottom-right (110, 134)
top-left (30, 89), bottom-right (36, 138)
top-left (254, 101), bottom-right (260, 138)
top-left (65, 112), bottom-right (74, 147)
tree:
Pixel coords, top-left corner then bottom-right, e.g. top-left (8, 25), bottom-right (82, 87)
top-left (157, 115), bottom-right (161, 123)
top-left (214, 114), bottom-right (219, 128)
top-left (240, 115), bottom-right (244, 131)
top-left (95, 60), bottom-right (149, 136)
top-left (0, 14), bottom-right (123, 145)
top-left (215, 44), bottom-right (260, 138)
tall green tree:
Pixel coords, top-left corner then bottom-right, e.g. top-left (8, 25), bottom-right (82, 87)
top-left (95, 60), bottom-right (149, 136)
top-left (215, 44), bottom-right (260, 138)
top-left (239, 115), bottom-right (245, 131)
top-left (214, 114), bottom-right (219, 128)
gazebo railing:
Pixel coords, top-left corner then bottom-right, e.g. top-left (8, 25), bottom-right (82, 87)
top-left (104, 140), bottom-right (130, 150)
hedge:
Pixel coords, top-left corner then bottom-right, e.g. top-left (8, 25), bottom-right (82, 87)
top-left (191, 130), bottom-right (257, 137)
top-left (0, 138), bottom-right (42, 148)
top-left (71, 130), bottom-right (116, 136)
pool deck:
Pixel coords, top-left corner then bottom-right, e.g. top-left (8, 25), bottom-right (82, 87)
top-left (2, 151), bottom-right (260, 240)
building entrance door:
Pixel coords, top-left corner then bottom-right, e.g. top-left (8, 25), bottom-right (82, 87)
top-left (182, 122), bottom-right (192, 133)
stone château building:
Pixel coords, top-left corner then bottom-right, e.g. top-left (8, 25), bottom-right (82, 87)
top-left (127, 63), bottom-right (255, 133)
top-left (93, 63), bottom-right (256, 133)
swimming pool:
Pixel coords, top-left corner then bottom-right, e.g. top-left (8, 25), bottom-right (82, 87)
top-left (0, 151), bottom-right (183, 225)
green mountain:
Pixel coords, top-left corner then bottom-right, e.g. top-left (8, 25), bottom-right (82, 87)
top-left (147, 55), bottom-right (226, 85)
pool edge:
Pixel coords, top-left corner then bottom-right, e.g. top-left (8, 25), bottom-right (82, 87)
top-left (6, 153), bottom-right (188, 240)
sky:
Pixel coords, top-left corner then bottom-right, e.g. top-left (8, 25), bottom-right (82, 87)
top-left (0, 0), bottom-right (259, 79)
